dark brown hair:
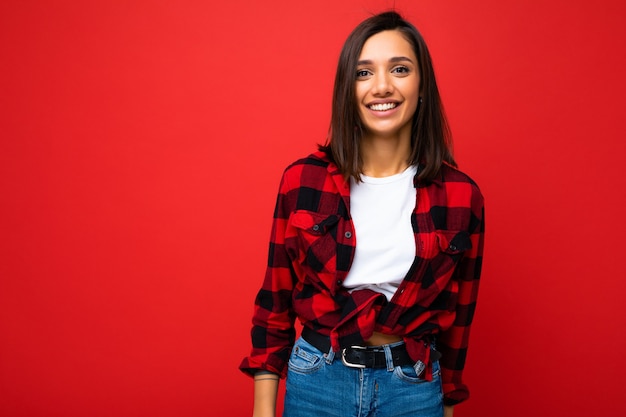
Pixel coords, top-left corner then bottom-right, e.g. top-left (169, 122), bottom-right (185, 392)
top-left (320, 11), bottom-right (456, 182)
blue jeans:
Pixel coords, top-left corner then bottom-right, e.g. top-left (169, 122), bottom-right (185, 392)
top-left (284, 336), bottom-right (444, 417)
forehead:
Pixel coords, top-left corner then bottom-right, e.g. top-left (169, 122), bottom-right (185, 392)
top-left (359, 30), bottom-right (416, 61)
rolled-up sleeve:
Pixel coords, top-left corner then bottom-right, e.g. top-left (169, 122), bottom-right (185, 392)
top-left (239, 171), bottom-right (297, 378)
top-left (438, 184), bottom-right (485, 405)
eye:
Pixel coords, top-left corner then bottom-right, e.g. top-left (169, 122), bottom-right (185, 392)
top-left (356, 69), bottom-right (371, 79)
top-left (391, 66), bottom-right (410, 75)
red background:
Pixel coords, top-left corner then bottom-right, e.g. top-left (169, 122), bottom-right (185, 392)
top-left (2, 1), bottom-right (625, 416)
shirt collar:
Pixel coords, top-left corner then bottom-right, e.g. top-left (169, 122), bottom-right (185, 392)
top-left (413, 164), bottom-right (444, 188)
top-left (313, 150), bottom-right (444, 190)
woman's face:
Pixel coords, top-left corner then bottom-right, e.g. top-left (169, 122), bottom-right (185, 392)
top-left (355, 30), bottom-right (420, 140)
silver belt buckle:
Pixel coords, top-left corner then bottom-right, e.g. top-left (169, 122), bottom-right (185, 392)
top-left (341, 346), bottom-right (367, 369)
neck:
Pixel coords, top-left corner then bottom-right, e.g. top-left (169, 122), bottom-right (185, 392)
top-left (360, 131), bottom-right (412, 178)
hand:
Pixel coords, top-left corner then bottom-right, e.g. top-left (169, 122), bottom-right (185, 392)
top-left (443, 405), bottom-right (454, 417)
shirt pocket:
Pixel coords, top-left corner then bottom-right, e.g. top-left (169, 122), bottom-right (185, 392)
top-left (435, 230), bottom-right (472, 258)
top-left (287, 210), bottom-right (340, 287)
top-left (290, 210), bottom-right (340, 237)
top-left (431, 230), bottom-right (472, 276)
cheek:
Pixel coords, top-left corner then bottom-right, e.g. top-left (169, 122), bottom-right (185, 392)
top-left (404, 81), bottom-right (420, 108)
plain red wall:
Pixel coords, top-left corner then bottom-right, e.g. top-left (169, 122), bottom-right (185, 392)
top-left (2, 1), bottom-right (625, 416)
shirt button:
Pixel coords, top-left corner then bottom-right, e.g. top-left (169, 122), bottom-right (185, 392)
top-left (344, 231), bottom-right (352, 238)
top-left (336, 279), bottom-right (342, 285)
top-left (312, 224), bottom-right (320, 231)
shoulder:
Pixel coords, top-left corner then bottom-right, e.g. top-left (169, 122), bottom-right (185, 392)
top-left (436, 163), bottom-right (485, 208)
top-left (439, 163), bottom-right (480, 189)
top-left (281, 151), bottom-right (335, 184)
top-left (276, 151), bottom-right (345, 213)
top-left (286, 151), bottom-right (332, 170)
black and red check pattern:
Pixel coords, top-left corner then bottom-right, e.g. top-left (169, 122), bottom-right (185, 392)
top-left (240, 151), bottom-right (485, 405)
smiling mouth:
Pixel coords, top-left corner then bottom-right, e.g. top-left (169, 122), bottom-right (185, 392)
top-left (368, 102), bottom-right (399, 111)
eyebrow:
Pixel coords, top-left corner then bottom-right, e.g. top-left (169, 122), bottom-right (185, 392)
top-left (357, 56), bottom-right (415, 65)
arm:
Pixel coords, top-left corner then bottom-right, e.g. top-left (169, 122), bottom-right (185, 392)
top-left (253, 373), bottom-right (279, 417)
top-left (444, 405), bottom-right (454, 417)
top-left (240, 170), bottom-right (297, 374)
top-left (438, 184), bottom-right (485, 405)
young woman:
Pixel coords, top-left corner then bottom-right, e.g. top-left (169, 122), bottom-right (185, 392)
top-left (240, 11), bottom-right (485, 417)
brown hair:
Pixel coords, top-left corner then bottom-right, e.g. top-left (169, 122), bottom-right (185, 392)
top-left (320, 11), bottom-right (456, 182)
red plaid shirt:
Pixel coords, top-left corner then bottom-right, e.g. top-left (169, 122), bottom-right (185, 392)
top-left (240, 151), bottom-right (485, 405)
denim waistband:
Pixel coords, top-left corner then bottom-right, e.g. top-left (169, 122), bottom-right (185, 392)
top-left (301, 327), bottom-right (441, 363)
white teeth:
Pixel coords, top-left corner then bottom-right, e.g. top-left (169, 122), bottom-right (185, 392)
top-left (369, 102), bottom-right (397, 111)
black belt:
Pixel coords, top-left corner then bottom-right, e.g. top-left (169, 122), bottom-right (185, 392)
top-left (302, 327), bottom-right (421, 369)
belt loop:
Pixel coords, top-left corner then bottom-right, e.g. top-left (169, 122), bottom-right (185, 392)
top-left (382, 344), bottom-right (394, 371)
top-left (325, 347), bottom-right (335, 364)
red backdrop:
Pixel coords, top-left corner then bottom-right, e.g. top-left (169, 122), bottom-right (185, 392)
top-left (2, 1), bottom-right (625, 416)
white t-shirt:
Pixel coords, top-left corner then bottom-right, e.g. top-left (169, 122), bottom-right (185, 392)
top-left (343, 165), bottom-right (417, 301)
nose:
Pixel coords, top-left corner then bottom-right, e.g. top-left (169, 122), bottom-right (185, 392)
top-left (372, 71), bottom-right (393, 96)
